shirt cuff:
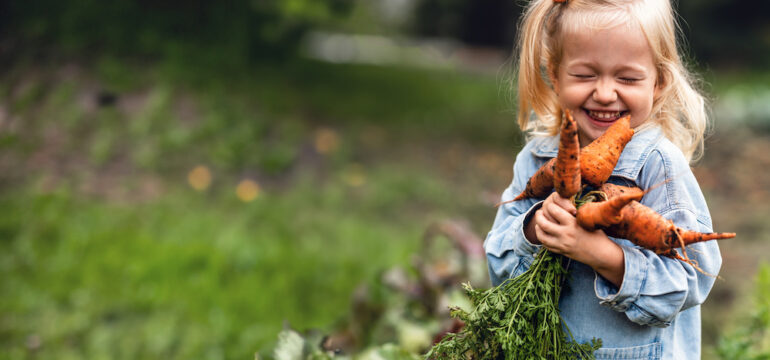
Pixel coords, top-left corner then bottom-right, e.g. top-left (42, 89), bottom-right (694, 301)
top-left (513, 200), bottom-right (544, 257)
top-left (594, 245), bottom-right (648, 312)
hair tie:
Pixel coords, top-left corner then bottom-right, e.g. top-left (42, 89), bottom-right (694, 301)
top-left (554, 0), bottom-right (566, 3)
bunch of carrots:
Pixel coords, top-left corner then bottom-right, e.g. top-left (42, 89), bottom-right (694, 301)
top-left (513, 109), bottom-right (735, 268)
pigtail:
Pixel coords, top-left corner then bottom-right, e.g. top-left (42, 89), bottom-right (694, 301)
top-left (644, 0), bottom-right (709, 162)
top-left (654, 61), bottom-right (708, 162)
top-left (515, 0), bottom-right (563, 135)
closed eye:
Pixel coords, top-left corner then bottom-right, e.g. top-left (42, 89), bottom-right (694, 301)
top-left (619, 77), bottom-right (641, 84)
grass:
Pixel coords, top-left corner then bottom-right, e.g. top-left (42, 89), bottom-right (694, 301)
top-left (0, 166), bottom-right (463, 359)
top-left (709, 263), bottom-right (770, 359)
top-left (0, 56), bottom-right (511, 359)
top-left (0, 56), bottom-right (518, 175)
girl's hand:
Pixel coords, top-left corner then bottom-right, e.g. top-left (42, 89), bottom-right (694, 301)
top-left (530, 192), bottom-right (625, 287)
top-left (532, 192), bottom-right (582, 256)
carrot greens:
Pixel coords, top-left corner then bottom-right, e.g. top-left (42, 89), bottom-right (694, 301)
top-left (426, 249), bottom-right (601, 359)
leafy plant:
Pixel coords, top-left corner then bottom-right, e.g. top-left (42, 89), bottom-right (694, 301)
top-left (266, 329), bottom-right (422, 360)
top-left (426, 249), bottom-right (601, 359)
top-left (716, 263), bottom-right (770, 360)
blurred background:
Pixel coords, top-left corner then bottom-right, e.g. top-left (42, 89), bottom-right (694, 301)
top-left (1, 1), bottom-right (769, 359)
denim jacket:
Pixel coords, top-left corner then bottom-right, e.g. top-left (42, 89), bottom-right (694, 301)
top-left (485, 126), bottom-right (722, 359)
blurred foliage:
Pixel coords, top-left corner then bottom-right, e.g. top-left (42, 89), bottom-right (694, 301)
top-left (0, 49), bottom-right (512, 358)
top-left (715, 263), bottom-right (770, 360)
top-left (677, 0), bottom-right (770, 69)
top-left (1, 0), bottom-right (767, 69)
top-left (0, 172), bottom-right (452, 359)
top-left (413, 0), bottom-right (517, 48)
top-left (266, 328), bottom-right (421, 360)
top-left (0, 0), bottom-right (353, 62)
top-left (0, 58), bottom-right (515, 180)
top-left (255, 219), bottom-right (486, 359)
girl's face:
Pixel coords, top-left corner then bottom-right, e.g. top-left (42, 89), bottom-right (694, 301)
top-left (552, 24), bottom-right (660, 147)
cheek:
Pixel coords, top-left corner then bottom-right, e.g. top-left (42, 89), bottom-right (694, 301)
top-left (639, 97), bottom-right (652, 118)
top-left (559, 87), bottom-right (587, 108)
top-left (627, 89), bottom-right (656, 122)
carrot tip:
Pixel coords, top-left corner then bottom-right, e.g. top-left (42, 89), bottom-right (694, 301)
top-left (511, 193), bottom-right (526, 202)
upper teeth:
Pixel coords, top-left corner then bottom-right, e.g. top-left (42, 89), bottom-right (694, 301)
top-left (590, 111), bottom-right (622, 119)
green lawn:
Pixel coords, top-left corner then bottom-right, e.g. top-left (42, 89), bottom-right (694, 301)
top-left (0, 58), bottom-right (511, 359)
top-left (1, 169), bottom-right (466, 358)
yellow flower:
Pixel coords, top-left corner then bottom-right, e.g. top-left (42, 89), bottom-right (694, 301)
top-left (314, 128), bottom-right (340, 155)
top-left (343, 164), bottom-right (366, 187)
top-left (236, 179), bottom-right (260, 202)
top-left (188, 165), bottom-right (212, 191)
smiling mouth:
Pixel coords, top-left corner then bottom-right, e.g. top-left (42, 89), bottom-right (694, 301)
top-left (584, 109), bottom-right (629, 122)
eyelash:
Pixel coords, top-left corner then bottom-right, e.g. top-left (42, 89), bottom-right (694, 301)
top-left (572, 74), bottom-right (640, 84)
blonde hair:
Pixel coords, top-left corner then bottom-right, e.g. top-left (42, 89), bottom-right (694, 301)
top-left (513, 0), bottom-right (709, 161)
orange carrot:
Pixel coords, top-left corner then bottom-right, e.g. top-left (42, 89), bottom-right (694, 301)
top-left (598, 183), bottom-right (639, 198)
top-left (576, 187), bottom-right (644, 230)
top-left (553, 109), bottom-right (581, 198)
top-left (580, 115), bottom-right (634, 187)
top-left (512, 113), bottom-right (634, 201)
top-left (511, 158), bottom-right (555, 201)
top-left (604, 201), bottom-right (734, 266)
top-left (584, 184), bottom-right (735, 268)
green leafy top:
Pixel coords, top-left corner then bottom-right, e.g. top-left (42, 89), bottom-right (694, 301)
top-left (426, 249), bottom-right (601, 359)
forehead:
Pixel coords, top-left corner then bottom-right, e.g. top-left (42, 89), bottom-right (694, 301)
top-left (560, 23), bottom-right (655, 70)
top-left (560, 6), bottom-right (635, 35)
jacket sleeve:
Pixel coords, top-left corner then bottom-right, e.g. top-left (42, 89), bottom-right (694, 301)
top-left (593, 148), bottom-right (722, 327)
top-left (484, 143), bottom-right (548, 286)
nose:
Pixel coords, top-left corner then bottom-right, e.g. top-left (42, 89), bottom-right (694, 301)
top-left (592, 78), bottom-right (618, 104)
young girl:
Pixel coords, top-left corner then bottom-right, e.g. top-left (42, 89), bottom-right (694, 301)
top-left (485, 0), bottom-right (721, 358)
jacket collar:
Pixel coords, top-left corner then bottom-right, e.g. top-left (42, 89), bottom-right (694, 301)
top-left (530, 126), bottom-right (665, 181)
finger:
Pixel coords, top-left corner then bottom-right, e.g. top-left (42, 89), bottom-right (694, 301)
top-left (542, 200), bottom-right (573, 225)
top-left (533, 210), bottom-right (548, 232)
top-left (534, 223), bottom-right (551, 245)
top-left (536, 211), bottom-right (562, 236)
top-left (548, 202), bottom-right (577, 225)
top-left (541, 196), bottom-right (559, 223)
top-left (541, 205), bottom-right (556, 223)
top-left (552, 194), bottom-right (577, 215)
top-left (534, 208), bottom-right (557, 231)
top-left (534, 224), bottom-right (562, 253)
